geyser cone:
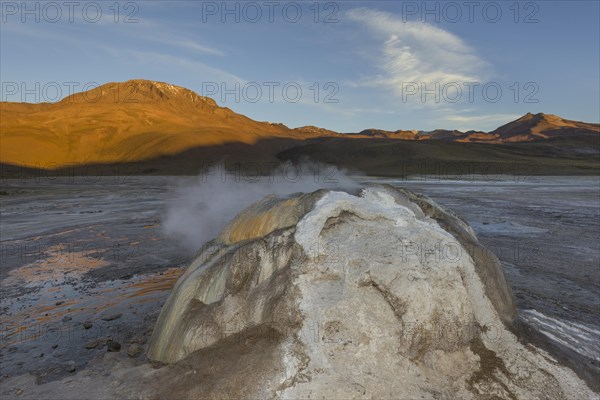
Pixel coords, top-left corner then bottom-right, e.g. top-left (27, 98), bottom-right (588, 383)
top-left (147, 186), bottom-right (594, 399)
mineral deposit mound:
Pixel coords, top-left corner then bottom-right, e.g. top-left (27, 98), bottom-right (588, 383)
top-left (147, 186), bottom-right (594, 399)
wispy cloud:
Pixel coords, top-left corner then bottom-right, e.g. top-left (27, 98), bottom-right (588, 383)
top-left (126, 18), bottom-right (226, 57)
top-left (98, 47), bottom-right (244, 84)
top-left (3, 14), bottom-right (225, 57)
top-left (172, 38), bottom-right (225, 56)
top-left (345, 9), bottom-right (488, 102)
top-left (441, 113), bottom-right (520, 131)
top-left (444, 114), bottom-right (520, 123)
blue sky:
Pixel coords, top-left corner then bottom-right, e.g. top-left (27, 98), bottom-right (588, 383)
top-left (1, 1), bottom-right (599, 132)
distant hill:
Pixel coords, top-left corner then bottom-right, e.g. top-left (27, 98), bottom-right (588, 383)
top-left (1, 79), bottom-right (598, 169)
top-left (349, 129), bottom-right (423, 140)
top-left (417, 113), bottom-right (599, 144)
top-left (488, 112), bottom-right (600, 141)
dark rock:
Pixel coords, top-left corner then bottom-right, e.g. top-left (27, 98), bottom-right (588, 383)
top-left (101, 313), bottom-right (122, 321)
top-left (107, 340), bottom-right (121, 352)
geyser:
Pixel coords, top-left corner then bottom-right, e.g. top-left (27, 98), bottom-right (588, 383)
top-left (148, 185), bottom-right (593, 399)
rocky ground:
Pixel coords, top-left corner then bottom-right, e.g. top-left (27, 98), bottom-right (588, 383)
top-left (0, 175), bottom-right (598, 399)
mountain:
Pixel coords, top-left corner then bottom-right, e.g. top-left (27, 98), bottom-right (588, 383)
top-left (488, 112), bottom-right (600, 142)
top-left (420, 114), bottom-right (599, 143)
top-left (1, 79), bottom-right (598, 169)
top-left (421, 129), bottom-right (472, 141)
top-left (291, 125), bottom-right (340, 137)
top-left (351, 128), bottom-right (423, 140)
top-left (0, 79), bottom-right (333, 167)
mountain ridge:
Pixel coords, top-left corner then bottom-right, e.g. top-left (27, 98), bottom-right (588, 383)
top-left (60, 79), bottom-right (217, 106)
top-left (1, 79), bottom-right (598, 168)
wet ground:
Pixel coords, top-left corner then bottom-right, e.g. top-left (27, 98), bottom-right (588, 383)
top-left (1, 175), bottom-right (598, 390)
top-left (0, 176), bottom-right (190, 383)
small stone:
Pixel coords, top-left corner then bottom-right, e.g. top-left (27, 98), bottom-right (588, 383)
top-left (15, 388), bottom-right (23, 395)
top-left (352, 382), bottom-right (366, 395)
top-left (84, 340), bottom-right (100, 349)
top-left (101, 313), bottom-right (122, 321)
top-left (55, 301), bottom-right (64, 306)
top-left (66, 361), bottom-right (76, 373)
top-left (127, 344), bottom-right (143, 357)
top-left (62, 316), bottom-right (72, 322)
top-left (83, 321), bottom-right (93, 329)
top-left (107, 340), bottom-right (121, 352)
top-left (129, 336), bottom-right (147, 345)
top-left (51, 344), bottom-right (58, 349)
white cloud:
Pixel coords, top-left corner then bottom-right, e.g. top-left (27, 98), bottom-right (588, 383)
top-left (173, 38), bottom-right (225, 56)
top-left (98, 47), bottom-right (244, 84)
top-left (345, 9), bottom-right (488, 102)
top-left (442, 113), bottom-right (520, 131)
top-left (444, 114), bottom-right (518, 123)
top-left (129, 19), bottom-right (226, 56)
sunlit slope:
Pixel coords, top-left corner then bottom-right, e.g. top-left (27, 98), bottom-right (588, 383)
top-left (0, 80), bottom-right (327, 167)
top-left (489, 112), bottom-right (600, 141)
top-left (2, 79), bottom-right (598, 168)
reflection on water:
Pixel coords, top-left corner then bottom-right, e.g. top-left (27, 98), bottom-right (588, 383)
top-left (1, 268), bottom-right (183, 345)
top-left (2, 245), bottom-right (110, 287)
top-left (0, 266), bottom-right (183, 379)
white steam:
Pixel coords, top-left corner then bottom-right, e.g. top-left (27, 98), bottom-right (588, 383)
top-left (162, 162), bottom-right (361, 252)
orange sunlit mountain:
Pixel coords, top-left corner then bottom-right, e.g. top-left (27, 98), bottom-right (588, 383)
top-left (488, 112), bottom-right (600, 141)
top-left (0, 79), bottom-right (337, 167)
top-left (1, 79), bottom-right (598, 168)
